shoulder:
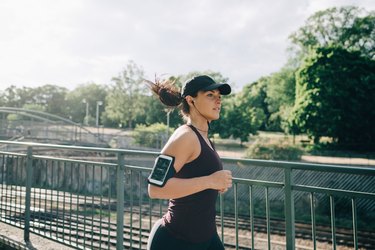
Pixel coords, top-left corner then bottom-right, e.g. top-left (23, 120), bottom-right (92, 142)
top-left (161, 125), bottom-right (200, 172)
top-left (164, 125), bottom-right (199, 152)
top-left (173, 125), bottom-right (197, 142)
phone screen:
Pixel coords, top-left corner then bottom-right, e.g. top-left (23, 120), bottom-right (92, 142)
top-left (150, 157), bottom-right (171, 181)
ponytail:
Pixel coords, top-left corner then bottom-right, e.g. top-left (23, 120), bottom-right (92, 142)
top-left (145, 78), bottom-right (183, 107)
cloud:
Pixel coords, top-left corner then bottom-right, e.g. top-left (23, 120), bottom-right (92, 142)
top-left (0, 0), bottom-right (374, 92)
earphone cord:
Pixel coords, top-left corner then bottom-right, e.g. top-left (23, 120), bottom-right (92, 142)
top-left (193, 103), bottom-right (211, 130)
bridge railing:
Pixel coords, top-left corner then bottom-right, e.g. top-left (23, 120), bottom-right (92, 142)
top-left (0, 107), bottom-right (108, 146)
top-left (0, 140), bottom-right (374, 250)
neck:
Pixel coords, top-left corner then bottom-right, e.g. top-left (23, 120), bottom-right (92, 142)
top-left (191, 103), bottom-right (212, 128)
top-left (188, 119), bottom-right (209, 133)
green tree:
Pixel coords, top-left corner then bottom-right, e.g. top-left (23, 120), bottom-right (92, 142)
top-left (291, 46), bottom-right (375, 149)
top-left (140, 95), bottom-right (181, 128)
top-left (212, 83), bottom-right (266, 144)
top-left (240, 80), bottom-right (269, 130)
top-left (65, 83), bottom-right (108, 124)
top-left (132, 123), bottom-right (173, 148)
top-left (23, 103), bottom-right (46, 112)
top-left (0, 89), bottom-right (5, 106)
top-left (265, 66), bottom-right (296, 132)
top-left (0, 85), bottom-right (68, 117)
top-left (1, 85), bottom-right (31, 107)
top-left (289, 6), bottom-right (375, 60)
top-left (31, 85), bottom-right (68, 117)
top-left (106, 61), bottom-right (146, 128)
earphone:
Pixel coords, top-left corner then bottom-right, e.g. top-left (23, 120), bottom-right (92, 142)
top-left (189, 98), bottom-right (211, 129)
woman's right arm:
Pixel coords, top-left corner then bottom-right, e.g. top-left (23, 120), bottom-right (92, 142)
top-left (148, 169), bottom-right (232, 199)
top-left (148, 126), bottom-right (232, 199)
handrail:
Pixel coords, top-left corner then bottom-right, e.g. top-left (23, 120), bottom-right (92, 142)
top-left (0, 140), bottom-right (158, 155)
top-left (0, 140), bottom-right (374, 250)
top-left (2, 140), bottom-right (374, 174)
top-left (222, 156), bottom-right (375, 174)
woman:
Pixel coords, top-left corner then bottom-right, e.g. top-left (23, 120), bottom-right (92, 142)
top-left (146, 75), bottom-right (233, 250)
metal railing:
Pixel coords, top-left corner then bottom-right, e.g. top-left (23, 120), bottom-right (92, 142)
top-left (0, 140), bottom-right (374, 250)
top-left (0, 107), bottom-right (108, 146)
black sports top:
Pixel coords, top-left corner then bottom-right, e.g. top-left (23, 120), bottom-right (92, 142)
top-left (162, 124), bottom-right (223, 243)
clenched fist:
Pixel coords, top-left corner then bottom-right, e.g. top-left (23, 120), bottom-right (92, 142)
top-left (209, 170), bottom-right (232, 193)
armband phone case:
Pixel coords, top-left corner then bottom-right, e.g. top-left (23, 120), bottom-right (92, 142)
top-left (148, 154), bottom-right (175, 187)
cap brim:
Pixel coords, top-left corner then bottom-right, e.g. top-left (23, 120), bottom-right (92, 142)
top-left (202, 83), bottom-right (231, 95)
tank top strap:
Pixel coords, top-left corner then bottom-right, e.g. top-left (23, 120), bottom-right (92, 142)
top-left (187, 124), bottom-right (203, 141)
top-left (186, 124), bottom-right (215, 150)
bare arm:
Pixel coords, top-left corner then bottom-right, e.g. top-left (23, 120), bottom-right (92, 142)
top-left (148, 126), bottom-right (232, 199)
top-left (148, 170), bottom-right (232, 199)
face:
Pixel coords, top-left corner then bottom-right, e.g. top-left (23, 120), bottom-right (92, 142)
top-left (192, 89), bottom-right (222, 121)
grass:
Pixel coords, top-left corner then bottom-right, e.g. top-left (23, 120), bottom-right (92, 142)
top-left (210, 131), bottom-right (375, 164)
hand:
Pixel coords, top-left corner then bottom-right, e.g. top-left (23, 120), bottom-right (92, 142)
top-left (209, 170), bottom-right (232, 191)
top-left (218, 188), bottom-right (229, 194)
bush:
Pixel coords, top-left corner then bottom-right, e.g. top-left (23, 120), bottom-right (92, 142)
top-left (245, 138), bottom-right (304, 161)
top-left (132, 123), bottom-right (173, 149)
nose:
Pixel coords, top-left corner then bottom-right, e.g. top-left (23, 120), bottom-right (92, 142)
top-left (215, 96), bottom-right (222, 103)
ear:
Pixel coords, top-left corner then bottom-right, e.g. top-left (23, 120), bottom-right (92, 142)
top-left (186, 96), bottom-right (194, 105)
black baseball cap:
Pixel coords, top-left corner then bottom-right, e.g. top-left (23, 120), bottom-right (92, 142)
top-left (181, 75), bottom-right (231, 97)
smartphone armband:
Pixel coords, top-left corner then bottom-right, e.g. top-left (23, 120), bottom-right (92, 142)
top-left (148, 154), bottom-right (175, 187)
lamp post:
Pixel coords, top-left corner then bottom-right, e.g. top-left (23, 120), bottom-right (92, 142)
top-left (96, 101), bottom-right (103, 127)
top-left (82, 99), bottom-right (89, 126)
top-left (165, 109), bottom-right (171, 138)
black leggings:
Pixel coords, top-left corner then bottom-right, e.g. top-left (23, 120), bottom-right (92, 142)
top-left (148, 222), bottom-right (224, 250)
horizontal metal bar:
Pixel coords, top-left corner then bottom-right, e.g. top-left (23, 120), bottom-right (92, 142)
top-left (33, 155), bottom-right (117, 167)
top-left (294, 184), bottom-right (375, 199)
top-left (233, 177), bottom-right (284, 188)
top-left (0, 140), bottom-right (160, 156)
top-left (222, 157), bottom-right (375, 175)
top-left (2, 140), bottom-right (374, 175)
top-left (123, 164), bottom-right (152, 172)
top-left (0, 151), bottom-right (26, 157)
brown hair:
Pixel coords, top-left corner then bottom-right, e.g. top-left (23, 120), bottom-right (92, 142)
top-left (145, 78), bottom-right (196, 117)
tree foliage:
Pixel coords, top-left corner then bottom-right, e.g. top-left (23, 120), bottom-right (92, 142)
top-left (139, 95), bottom-right (181, 129)
top-left (132, 123), bottom-right (173, 149)
top-left (212, 82), bottom-right (266, 144)
top-left (33, 85), bottom-right (69, 117)
top-left (292, 46), bottom-right (375, 149)
top-left (0, 85), bottom-right (68, 116)
top-left (65, 83), bottom-right (108, 124)
top-left (2, 3), bottom-right (374, 152)
top-left (289, 6), bottom-right (375, 60)
top-left (241, 81), bottom-right (268, 130)
top-left (256, 67), bottom-right (297, 132)
top-left (106, 61), bottom-right (146, 128)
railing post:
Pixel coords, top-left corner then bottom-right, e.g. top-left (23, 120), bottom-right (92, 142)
top-left (116, 152), bottom-right (125, 250)
top-left (24, 146), bottom-right (33, 243)
top-left (284, 167), bottom-right (295, 250)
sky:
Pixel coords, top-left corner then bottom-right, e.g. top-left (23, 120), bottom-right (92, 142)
top-left (0, 0), bottom-right (374, 93)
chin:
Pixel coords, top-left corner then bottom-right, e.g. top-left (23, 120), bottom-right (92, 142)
top-left (211, 115), bottom-right (220, 121)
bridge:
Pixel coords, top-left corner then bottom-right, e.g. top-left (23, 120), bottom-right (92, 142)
top-left (0, 140), bottom-right (374, 249)
top-left (0, 107), bottom-right (109, 147)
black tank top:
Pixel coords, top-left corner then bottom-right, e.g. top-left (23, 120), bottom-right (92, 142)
top-left (162, 125), bottom-right (223, 243)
